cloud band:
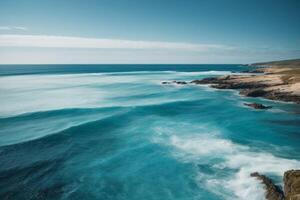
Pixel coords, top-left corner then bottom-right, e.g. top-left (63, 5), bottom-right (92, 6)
top-left (0, 34), bottom-right (230, 51)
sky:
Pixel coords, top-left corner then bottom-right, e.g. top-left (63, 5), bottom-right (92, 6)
top-left (0, 0), bottom-right (300, 64)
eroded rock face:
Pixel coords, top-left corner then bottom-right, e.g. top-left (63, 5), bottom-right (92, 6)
top-left (190, 77), bottom-right (221, 84)
top-left (241, 69), bottom-right (265, 73)
top-left (284, 170), bottom-right (300, 200)
top-left (250, 172), bottom-right (284, 200)
top-left (240, 89), bottom-right (269, 97)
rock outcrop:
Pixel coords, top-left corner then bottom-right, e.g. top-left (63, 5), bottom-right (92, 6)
top-left (190, 75), bottom-right (300, 104)
top-left (162, 59), bottom-right (300, 104)
top-left (250, 172), bottom-right (284, 200)
top-left (241, 69), bottom-right (265, 73)
top-left (161, 81), bottom-right (187, 85)
top-left (251, 170), bottom-right (300, 200)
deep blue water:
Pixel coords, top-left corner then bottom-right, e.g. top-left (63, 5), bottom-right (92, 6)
top-left (0, 64), bottom-right (247, 76)
top-left (0, 64), bottom-right (299, 200)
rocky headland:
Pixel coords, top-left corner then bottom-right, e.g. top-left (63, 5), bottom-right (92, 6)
top-left (163, 59), bottom-right (300, 104)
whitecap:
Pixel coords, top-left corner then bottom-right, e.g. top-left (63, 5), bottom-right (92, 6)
top-left (160, 134), bottom-right (300, 200)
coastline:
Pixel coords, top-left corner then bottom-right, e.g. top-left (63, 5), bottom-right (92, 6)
top-left (161, 60), bottom-right (300, 199)
top-left (192, 59), bottom-right (300, 104)
top-left (164, 59), bottom-right (300, 104)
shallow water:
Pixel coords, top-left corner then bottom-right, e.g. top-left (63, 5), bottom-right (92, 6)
top-left (0, 65), bottom-right (299, 200)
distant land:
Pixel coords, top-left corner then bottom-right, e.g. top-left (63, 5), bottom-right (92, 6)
top-left (250, 58), bottom-right (300, 68)
top-left (250, 58), bottom-right (300, 89)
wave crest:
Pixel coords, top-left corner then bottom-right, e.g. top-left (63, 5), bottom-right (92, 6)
top-left (163, 135), bottom-right (300, 200)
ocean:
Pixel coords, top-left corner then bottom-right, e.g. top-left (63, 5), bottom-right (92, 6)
top-left (0, 64), bottom-right (299, 200)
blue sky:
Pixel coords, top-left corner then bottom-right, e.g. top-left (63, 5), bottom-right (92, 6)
top-left (0, 0), bottom-right (299, 64)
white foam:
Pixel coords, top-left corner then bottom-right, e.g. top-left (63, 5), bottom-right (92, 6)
top-left (170, 135), bottom-right (241, 156)
top-left (176, 70), bottom-right (233, 76)
top-left (0, 72), bottom-right (195, 117)
top-left (163, 135), bottom-right (300, 200)
top-left (0, 69), bottom-right (240, 117)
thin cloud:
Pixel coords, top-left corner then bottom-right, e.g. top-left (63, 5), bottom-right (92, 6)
top-left (0, 26), bottom-right (27, 31)
top-left (0, 34), bottom-right (232, 51)
top-left (0, 26), bottom-right (11, 30)
top-left (13, 26), bottom-right (28, 31)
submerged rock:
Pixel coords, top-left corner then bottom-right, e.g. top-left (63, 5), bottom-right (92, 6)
top-left (244, 103), bottom-right (272, 109)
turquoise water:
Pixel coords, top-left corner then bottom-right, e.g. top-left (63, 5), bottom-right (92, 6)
top-left (0, 65), bottom-right (299, 200)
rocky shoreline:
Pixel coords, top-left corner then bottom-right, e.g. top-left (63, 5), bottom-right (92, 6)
top-left (162, 74), bottom-right (300, 104)
top-left (161, 60), bottom-right (300, 199)
top-left (162, 59), bottom-right (300, 104)
top-left (250, 170), bottom-right (300, 200)
top-left (164, 73), bottom-right (300, 198)
top-left (189, 74), bottom-right (300, 104)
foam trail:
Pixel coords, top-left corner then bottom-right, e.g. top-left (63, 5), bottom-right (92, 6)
top-left (177, 70), bottom-right (233, 76)
top-left (0, 71), bottom-right (198, 117)
top-left (166, 135), bottom-right (300, 200)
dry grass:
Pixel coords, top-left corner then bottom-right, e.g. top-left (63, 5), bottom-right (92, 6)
top-left (251, 59), bottom-right (300, 84)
